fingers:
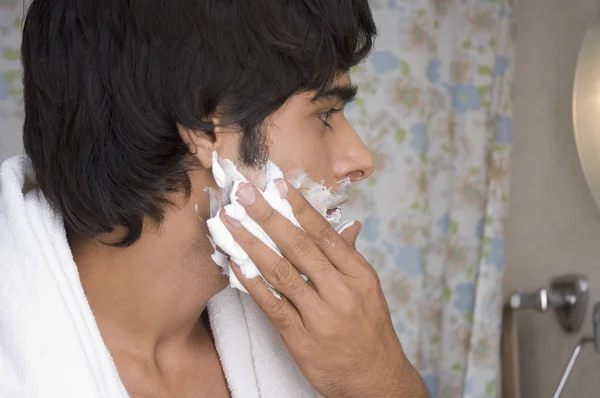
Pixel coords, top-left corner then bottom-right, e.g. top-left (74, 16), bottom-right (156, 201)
top-left (229, 261), bottom-right (302, 333)
top-left (282, 183), bottom-right (368, 276)
top-left (230, 182), bottom-right (339, 288)
top-left (220, 209), bottom-right (323, 314)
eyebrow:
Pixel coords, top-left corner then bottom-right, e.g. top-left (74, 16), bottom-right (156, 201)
top-left (310, 85), bottom-right (358, 106)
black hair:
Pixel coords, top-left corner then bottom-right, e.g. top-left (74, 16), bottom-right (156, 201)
top-left (21, 0), bottom-right (376, 246)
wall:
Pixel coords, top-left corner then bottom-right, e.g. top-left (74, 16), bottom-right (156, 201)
top-left (505, 0), bottom-right (600, 397)
top-left (0, 118), bottom-right (22, 162)
top-left (0, 1), bottom-right (23, 164)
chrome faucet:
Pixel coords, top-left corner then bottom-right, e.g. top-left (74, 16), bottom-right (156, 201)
top-left (507, 273), bottom-right (596, 398)
top-left (507, 273), bottom-right (589, 332)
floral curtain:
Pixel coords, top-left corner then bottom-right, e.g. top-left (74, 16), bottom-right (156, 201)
top-left (345, 1), bottom-right (515, 397)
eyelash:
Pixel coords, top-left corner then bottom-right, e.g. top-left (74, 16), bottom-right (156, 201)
top-left (318, 108), bottom-right (343, 129)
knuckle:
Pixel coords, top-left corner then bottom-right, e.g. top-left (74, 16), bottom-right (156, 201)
top-left (287, 275), bottom-right (309, 297)
top-left (275, 313), bottom-right (293, 330)
top-left (269, 259), bottom-right (295, 286)
top-left (285, 330), bottom-right (316, 358)
top-left (312, 223), bottom-right (335, 246)
top-left (361, 266), bottom-right (382, 291)
top-left (247, 275), bottom-right (265, 289)
top-left (314, 259), bottom-right (334, 275)
top-left (268, 299), bottom-right (293, 329)
top-left (241, 234), bottom-right (260, 249)
top-left (267, 294), bottom-right (287, 313)
top-left (291, 196), bottom-right (310, 216)
top-left (339, 299), bottom-right (360, 317)
top-left (258, 206), bottom-right (278, 226)
top-left (339, 292), bottom-right (360, 315)
top-left (315, 315), bottom-right (340, 338)
top-left (300, 336), bottom-right (318, 356)
top-left (336, 282), bottom-right (354, 300)
top-left (289, 230), bottom-right (313, 256)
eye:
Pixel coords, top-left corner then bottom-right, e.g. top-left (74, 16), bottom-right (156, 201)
top-left (318, 107), bottom-right (342, 129)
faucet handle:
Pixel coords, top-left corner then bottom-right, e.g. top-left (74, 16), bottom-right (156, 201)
top-left (508, 273), bottom-right (589, 333)
top-left (508, 288), bottom-right (563, 312)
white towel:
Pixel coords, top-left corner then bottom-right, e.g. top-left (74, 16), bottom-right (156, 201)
top-left (0, 156), bottom-right (320, 398)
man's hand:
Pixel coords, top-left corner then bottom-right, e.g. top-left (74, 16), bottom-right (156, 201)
top-left (221, 180), bottom-right (428, 398)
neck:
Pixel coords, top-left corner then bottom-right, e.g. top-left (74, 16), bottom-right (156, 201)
top-left (71, 200), bottom-right (228, 357)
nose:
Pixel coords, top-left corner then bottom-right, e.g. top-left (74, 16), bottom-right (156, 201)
top-left (333, 123), bottom-right (375, 183)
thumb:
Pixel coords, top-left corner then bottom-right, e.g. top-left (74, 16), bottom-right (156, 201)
top-left (338, 220), bottom-right (362, 247)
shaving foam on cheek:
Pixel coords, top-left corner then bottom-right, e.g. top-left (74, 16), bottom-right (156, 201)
top-left (207, 234), bottom-right (229, 271)
top-left (205, 151), bottom-right (356, 294)
top-left (205, 152), bottom-right (303, 293)
top-left (287, 171), bottom-right (350, 225)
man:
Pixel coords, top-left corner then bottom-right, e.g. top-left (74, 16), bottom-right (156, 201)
top-left (0, 0), bottom-right (428, 397)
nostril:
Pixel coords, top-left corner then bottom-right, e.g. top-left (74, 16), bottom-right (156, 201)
top-left (347, 170), bottom-right (364, 182)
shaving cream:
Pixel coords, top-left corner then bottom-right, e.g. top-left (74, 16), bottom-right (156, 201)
top-left (205, 151), bottom-right (356, 293)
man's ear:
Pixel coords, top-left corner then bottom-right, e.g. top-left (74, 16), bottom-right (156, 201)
top-left (178, 119), bottom-right (227, 169)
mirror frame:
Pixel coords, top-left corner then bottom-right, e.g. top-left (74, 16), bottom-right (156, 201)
top-left (574, 25), bottom-right (600, 211)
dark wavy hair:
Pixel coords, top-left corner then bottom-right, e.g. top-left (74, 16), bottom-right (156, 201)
top-left (21, 0), bottom-right (376, 246)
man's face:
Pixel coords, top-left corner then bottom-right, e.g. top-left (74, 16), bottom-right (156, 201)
top-left (220, 73), bottom-right (375, 214)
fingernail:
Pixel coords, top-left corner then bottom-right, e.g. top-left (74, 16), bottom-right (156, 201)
top-left (274, 179), bottom-right (288, 198)
top-left (236, 182), bottom-right (256, 206)
top-left (225, 215), bottom-right (242, 229)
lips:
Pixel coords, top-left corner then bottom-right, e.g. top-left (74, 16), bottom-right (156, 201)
top-left (326, 199), bottom-right (348, 216)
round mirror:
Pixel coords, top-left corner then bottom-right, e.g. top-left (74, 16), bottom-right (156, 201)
top-left (574, 25), bottom-right (600, 210)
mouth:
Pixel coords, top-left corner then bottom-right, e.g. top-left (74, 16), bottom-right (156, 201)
top-left (326, 199), bottom-right (348, 216)
top-left (326, 207), bottom-right (339, 216)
